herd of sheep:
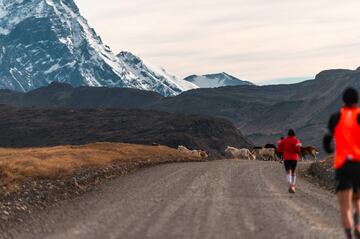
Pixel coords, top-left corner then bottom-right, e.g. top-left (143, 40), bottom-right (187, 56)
top-left (225, 145), bottom-right (319, 161)
top-left (177, 144), bottom-right (319, 161)
top-left (225, 146), bottom-right (276, 161)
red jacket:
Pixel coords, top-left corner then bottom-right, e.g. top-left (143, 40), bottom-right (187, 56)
top-left (277, 136), bottom-right (301, 161)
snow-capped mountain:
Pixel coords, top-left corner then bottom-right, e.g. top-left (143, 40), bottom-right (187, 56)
top-left (117, 51), bottom-right (198, 96)
top-left (184, 73), bottom-right (253, 88)
top-left (0, 0), bottom-right (192, 96)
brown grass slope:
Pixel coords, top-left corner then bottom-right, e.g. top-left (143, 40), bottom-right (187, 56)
top-left (0, 142), bottom-right (201, 189)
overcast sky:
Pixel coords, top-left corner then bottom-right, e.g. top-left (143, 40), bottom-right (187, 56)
top-left (75, 0), bottom-right (360, 84)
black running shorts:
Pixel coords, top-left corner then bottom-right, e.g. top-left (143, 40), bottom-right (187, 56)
top-left (284, 160), bottom-right (297, 171)
top-left (335, 161), bottom-right (360, 193)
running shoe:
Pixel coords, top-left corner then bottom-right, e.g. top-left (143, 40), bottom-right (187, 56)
top-left (355, 212), bottom-right (360, 239)
top-left (355, 229), bottom-right (360, 239)
top-left (354, 212), bottom-right (359, 227)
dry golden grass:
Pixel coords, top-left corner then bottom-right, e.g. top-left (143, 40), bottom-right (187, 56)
top-left (0, 142), bottom-right (201, 189)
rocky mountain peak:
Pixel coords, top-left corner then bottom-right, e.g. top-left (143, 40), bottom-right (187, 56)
top-left (0, 0), bottom-right (195, 96)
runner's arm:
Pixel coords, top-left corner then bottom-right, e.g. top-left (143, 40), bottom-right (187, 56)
top-left (323, 112), bottom-right (340, 153)
top-left (328, 112), bottom-right (341, 134)
top-left (296, 141), bottom-right (301, 153)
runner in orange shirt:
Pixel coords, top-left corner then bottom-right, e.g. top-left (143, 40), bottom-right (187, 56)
top-left (324, 87), bottom-right (360, 239)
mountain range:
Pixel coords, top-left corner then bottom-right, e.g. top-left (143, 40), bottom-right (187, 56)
top-left (151, 68), bottom-right (360, 152)
top-left (0, 0), bottom-right (198, 96)
top-left (1, 67), bottom-right (358, 153)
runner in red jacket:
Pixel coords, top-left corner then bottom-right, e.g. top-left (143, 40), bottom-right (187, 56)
top-left (277, 130), bottom-right (301, 193)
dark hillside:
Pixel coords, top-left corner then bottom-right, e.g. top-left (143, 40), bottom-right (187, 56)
top-left (0, 106), bottom-right (252, 159)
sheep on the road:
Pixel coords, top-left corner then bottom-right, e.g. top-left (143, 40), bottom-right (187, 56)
top-left (252, 148), bottom-right (277, 161)
top-left (225, 146), bottom-right (256, 160)
top-left (177, 145), bottom-right (209, 159)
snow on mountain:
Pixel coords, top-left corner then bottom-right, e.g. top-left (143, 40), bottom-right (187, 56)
top-left (0, 0), bottom-right (191, 96)
top-left (184, 73), bottom-right (254, 88)
top-left (117, 51), bottom-right (198, 96)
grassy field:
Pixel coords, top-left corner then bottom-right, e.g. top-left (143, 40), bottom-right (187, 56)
top-left (0, 142), bottom-right (202, 191)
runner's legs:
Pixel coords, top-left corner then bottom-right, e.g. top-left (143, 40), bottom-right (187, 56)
top-left (291, 162), bottom-right (297, 185)
top-left (354, 192), bottom-right (360, 237)
top-left (338, 189), bottom-right (354, 229)
top-left (284, 160), bottom-right (297, 192)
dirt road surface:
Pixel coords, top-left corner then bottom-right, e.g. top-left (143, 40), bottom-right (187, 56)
top-left (2, 161), bottom-right (343, 239)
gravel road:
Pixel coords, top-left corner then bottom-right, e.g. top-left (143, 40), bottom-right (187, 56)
top-left (2, 161), bottom-right (343, 239)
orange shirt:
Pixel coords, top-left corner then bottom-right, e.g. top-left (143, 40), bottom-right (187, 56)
top-left (334, 107), bottom-right (360, 169)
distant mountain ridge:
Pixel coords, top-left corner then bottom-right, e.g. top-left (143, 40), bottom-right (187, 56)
top-left (184, 72), bottom-right (253, 88)
top-left (152, 67), bottom-right (360, 152)
top-left (0, 0), bottom-right (196, 96)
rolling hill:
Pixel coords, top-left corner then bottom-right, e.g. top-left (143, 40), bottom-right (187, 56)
top-left (0, 105), bottom-right (252, 159)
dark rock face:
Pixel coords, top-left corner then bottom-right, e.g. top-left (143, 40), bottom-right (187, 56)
top-left (0, 106), bottom-right (252, 159)
top-left (0, 82), bottom-right (163, 108)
